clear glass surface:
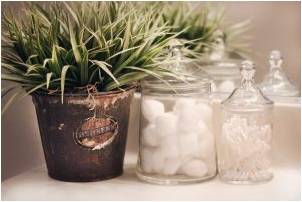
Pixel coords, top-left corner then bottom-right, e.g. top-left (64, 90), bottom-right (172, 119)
top-left (218, 60), bottom-right (274, 184)
top-left (136, 44), bottom-right (217, 184)
top-left (203, 60), bottom-right (241, 94)
top-left (200, 35), bottom-right (241, 94)
top-left (137, 94), bottom-right (216, 184)
top-left (259, 50), bottom-right (299, 97)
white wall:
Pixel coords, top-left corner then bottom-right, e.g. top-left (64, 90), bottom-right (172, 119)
top-left (202, 1), bottom-right (301, 87)
top-left (1, 90), bottom-right (45, 181)
top-left (1, 2), bottom-right (301, 181)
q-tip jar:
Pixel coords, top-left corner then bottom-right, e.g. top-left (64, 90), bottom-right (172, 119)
top-left (217, 60), bottom-right (274, 184)
top-left (136, 44), bottom-right (217, 185)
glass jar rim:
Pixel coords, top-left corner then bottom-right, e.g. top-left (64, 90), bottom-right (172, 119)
top-left (141, 74), bottom-right (211, 91)
top-left (201, 58), bottom-right (241, 76)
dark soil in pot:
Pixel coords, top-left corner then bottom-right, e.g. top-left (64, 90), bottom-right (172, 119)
top-left (32, 86), bottom-right (136, 182)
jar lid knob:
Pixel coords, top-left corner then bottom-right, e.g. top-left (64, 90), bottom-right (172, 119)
top-left (269, 50), bottom-right (283, 69)
top-left (240, 60), bottom-right (255, 83)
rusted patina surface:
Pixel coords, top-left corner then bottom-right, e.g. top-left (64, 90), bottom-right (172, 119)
top-left (32, 86), bottom-right (135, 182)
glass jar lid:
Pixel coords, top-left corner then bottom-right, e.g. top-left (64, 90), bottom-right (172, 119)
top-left (201, 59), bottom-right (241, 79)
top-left (199, 34), bottom-right (241, 78)
top-left (222, 60), bottom-right (273, 111)
top-left (259, 50), bottom-right (299, 97)
top-left (141, 69), bottom-right (210, 93)
top-left (141, 40), bottom-right (211, 94)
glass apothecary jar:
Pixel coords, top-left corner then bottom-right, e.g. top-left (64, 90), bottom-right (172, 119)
top-left (136, 44), bottom-right (217, 185)
top-left (200, 36), bottom-right (241, 94)
top-left (217, 60), bottom-right (274, 184)
top-left (137, 76), bottom-right (217, 184)
top-left (259, 50), bottom-right (299, 97)
top-left (201, 59), bottom-right (241, 93)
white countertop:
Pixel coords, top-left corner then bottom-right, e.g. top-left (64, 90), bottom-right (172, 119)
top-left (1, 153), bottom-right (300, 201)
top-left (2, 95), bottom-right (300, 200)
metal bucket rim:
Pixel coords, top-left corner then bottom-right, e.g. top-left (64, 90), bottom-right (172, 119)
top-left (32, 84), bottom-right (137, 98)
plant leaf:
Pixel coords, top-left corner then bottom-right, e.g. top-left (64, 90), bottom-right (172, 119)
top-left (90, 60), bottom-right (120, 86)
top-left (46, 72), bottom-right (53, 89)
top-left (60, 65), bottom-right (72, 103)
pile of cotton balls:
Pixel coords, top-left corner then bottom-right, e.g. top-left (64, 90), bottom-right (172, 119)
top-left (140, 97), bottom-right (216, 177)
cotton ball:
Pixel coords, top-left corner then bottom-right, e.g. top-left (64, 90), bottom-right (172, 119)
top-left (196, 120), bottom-right (210, 135)
top-left (140, 148), bottom-right (154, 173)
top-left (141, 99), bottom-right (165, 123)
top-left (142, 124), bottom-right (159, 147)
top-left (152, 148), bottom-right (165, 173)
top-left (162, 158), bottom-right (182, 175)
top-left (174, 98), bottom-right (200, 133)
top-left (160, 134), bottom-right (180, 159)
top-left (173, 98), bottom-right (196, 115)
top-left (197, 121), bottom-right (214, 144)
top-left (140, 147), bottom-right (165, 174)
top-left (179, 132), bottom-right (199, 157)
top-left (198, 137), bottom-right (215, 161)
top-left (155, 112), bottom-right (178, 137)
top-left (195, 103), bottom-right (213, 125)
top-left (218, 80), bottom-right (235, 92)
top-left (204, 159), bottom-right (217, 175)
top-left (180, 159), bottom-right (208, 177)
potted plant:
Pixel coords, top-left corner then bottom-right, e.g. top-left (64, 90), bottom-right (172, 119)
top-left (1, 2), bottom-right (181, 182)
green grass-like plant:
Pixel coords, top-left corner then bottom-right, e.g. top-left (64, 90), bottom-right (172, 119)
top-left (2, 2), bottom-right (183, 111)
top-left (149, 2), bottom-right (250, 58)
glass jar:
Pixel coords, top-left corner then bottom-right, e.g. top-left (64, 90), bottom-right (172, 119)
top-left (200, 36), bottom-right (241, 94)
top-left (259, 50), bottom-right (299, 97)
top-left (217, 60), bottom-right (274, 184)
top-left (201, 59), bottom-right (241, 94)
top-left (136, 44), bottom-right (217, 185)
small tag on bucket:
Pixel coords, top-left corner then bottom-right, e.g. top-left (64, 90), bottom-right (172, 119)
top-left (73, 115), bottom-right (118, 150)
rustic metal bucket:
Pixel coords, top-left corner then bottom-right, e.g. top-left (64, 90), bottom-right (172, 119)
top-left (32, 86), bottom-right (136, 182)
